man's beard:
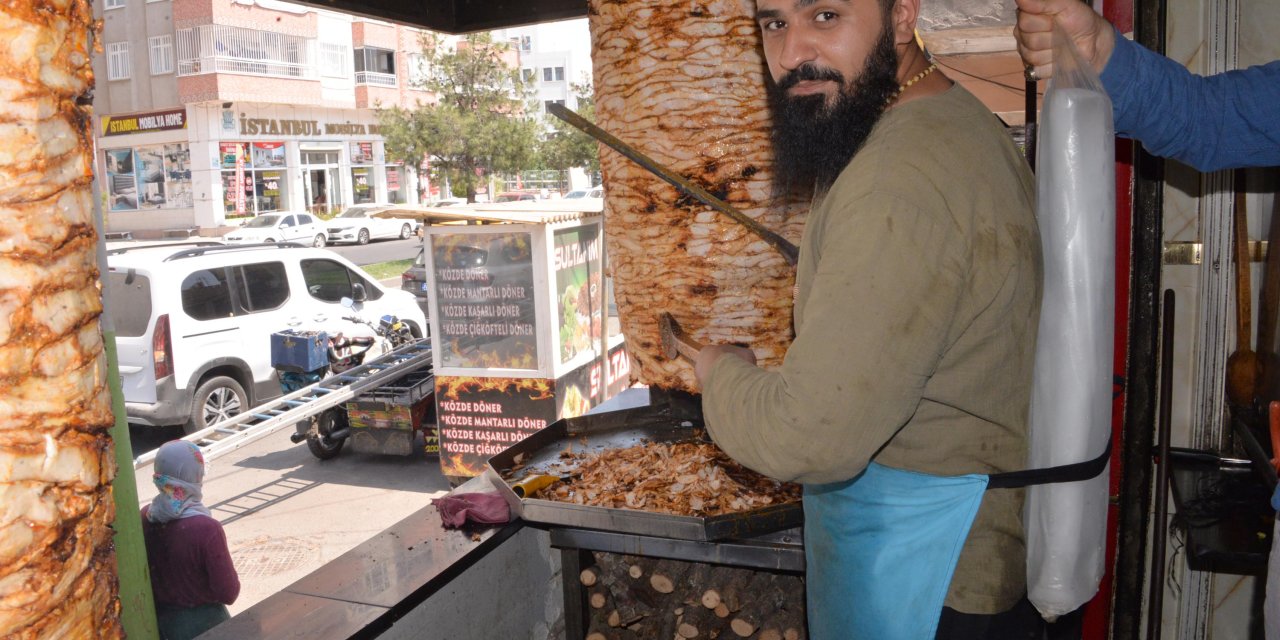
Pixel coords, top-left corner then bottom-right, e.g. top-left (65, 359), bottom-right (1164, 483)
top-left (768, 23), bottom-right (901, 196)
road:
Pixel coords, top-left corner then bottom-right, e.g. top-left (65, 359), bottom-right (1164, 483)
top-left (129, 423), bottom-right (448, 616)
top-left (121, 233), bottom-right (441, 614)
top-left (325, 236), bottom-right (422, 265)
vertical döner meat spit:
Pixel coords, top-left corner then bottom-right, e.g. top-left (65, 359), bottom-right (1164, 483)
top-left (588, 0), bottom-right (810, 393)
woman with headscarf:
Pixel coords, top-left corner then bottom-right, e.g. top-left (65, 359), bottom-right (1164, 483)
top-left (141, 441), bottom-right (240, 640)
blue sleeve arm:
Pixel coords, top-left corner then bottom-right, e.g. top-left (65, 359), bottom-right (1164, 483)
top-left (1101, 30), bottom-right (1280, 172)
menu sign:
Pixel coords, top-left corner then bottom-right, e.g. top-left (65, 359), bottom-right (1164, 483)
top-left (435, 376), bottom-right (556, 477)
top-left (553, 225), bottom-right (603, 364)
top-left (433, 232), bottom-right (539, 370)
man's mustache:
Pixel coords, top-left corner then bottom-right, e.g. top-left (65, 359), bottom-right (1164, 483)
top-left (775, 64), bottom-right (846, 91)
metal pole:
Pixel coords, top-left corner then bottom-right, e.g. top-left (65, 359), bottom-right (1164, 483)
top-left (1146, 290), bottom-right (1175, 640)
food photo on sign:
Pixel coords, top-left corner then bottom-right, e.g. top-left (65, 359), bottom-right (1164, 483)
top-left (554, 225), bottom-right (603, 364)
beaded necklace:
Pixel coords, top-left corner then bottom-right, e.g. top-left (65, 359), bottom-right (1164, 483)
top-left (886, 62), bottom-right (938, 106)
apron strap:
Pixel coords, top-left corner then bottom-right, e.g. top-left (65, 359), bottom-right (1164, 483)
top-left (985, 440), bottom-right (1112, 489)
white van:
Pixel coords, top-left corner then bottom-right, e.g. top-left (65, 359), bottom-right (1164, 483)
top-left (105, 242), bottom-right (427, 432)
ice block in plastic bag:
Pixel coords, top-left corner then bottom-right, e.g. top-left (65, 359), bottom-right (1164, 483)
top-left (1025, 22), bottom-right (1116, 621)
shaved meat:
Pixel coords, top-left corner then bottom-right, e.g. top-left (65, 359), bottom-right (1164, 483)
top-left (589, 0), bottom-right (809, 393)
top-left (534, 440), bottom-right (801, 517)
top-left (0, 0), bottom-right (122, 637)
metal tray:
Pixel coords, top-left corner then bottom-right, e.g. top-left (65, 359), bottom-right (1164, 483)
top-left (485, 404), bottom-right (802, 542)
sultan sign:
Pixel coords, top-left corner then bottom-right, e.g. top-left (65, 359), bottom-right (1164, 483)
top-left (102, 108), bottom-right (187, 137)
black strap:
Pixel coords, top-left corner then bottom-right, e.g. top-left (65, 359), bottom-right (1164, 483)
top-left (986, 440), bottom-right (1113, 490)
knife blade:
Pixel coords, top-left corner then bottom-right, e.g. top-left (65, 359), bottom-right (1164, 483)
top-left (548, 103), bottom-right (799, 266)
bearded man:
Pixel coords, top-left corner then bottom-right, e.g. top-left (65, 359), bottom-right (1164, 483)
top-left (693, 0), bottom-right (1043, 637)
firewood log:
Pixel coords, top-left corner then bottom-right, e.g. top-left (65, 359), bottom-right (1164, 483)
top-left (720, 568), bottom-right (766, 614)
top-left (702, 566), bottom-right (752, 611)
top-left (730, 573), bottom-right (789, 638)
top-left (591, 590), bottom-right (608, 609)
top-left (676, 599), bottom-right (730, 638)
top-left (581, 566), bottom-right (600, 586)
top-left (602, 558), bottom-right (661, 627)
top-left (649, 559), bottom-right (688, 594)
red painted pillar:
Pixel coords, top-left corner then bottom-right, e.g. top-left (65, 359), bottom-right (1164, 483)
top-left (1080, 1), bottom-right (1136, 638)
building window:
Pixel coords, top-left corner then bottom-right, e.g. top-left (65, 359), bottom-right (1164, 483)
top-left (407, 52), bottom-right (428, 86)
top-left (354, 47), bottom-right (396, 86)
top-left (175, 25), bottom-right (315, 79)
top-left (149, 35), bottom-right (173, 75)
top-left (519, 35), bottom-right (532, 52)
top-left (542, 67), bottom-right (552, 82)
top-left (104, 0), bottom-right (125, 9)
top-left (107, 42), bottom-right (131, 80)
top-left (554, 66), bottom-right (565, 81)
top-left (320, 43), bottom-right (349, 78)
top-left (543, 99), bottom-right (565, 112)
top-left (521, 68), bottom-right (535, 82)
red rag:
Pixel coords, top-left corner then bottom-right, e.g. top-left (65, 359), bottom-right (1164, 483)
top-left (433, 492), bottom-right (511, 528)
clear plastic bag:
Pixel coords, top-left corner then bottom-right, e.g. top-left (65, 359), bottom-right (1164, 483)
top-left (1025, 22), bottom-right (1116, 621)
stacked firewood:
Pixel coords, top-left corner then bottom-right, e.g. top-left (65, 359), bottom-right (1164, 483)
top-left (581, 552), bottom-right (805, 640)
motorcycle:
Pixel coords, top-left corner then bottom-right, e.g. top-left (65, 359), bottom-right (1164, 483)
top-left (283, 298), bottom-right (417, 460)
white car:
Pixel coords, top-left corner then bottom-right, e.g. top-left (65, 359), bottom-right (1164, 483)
top-left (105, 242), bottom-right (428, 433)
top-left (224, 213), bottom-right (327, 247)
top-left (326, 204), bottom-right (415, 245)
top-left (563, 187), bottom-right (603, 199)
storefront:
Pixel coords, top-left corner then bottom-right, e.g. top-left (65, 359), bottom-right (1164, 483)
top-left (97, 103), bottom-right (420, 236)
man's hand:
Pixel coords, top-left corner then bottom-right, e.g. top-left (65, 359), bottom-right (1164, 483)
top-left (1014, 0), bottom-right (1116, 81)
top-left (694, 344), bottom-right (758, 387)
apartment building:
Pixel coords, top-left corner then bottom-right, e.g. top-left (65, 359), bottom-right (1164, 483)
top-left (94, 0), bottom-right (438, 237)
top-left (498, 20), bottom-right (593, 118)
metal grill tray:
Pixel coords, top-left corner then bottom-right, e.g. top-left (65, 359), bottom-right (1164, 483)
top-left (485, 405), bottom-right (802, 542)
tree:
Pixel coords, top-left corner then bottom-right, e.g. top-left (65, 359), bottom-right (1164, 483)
top-left (377, 32), bottom-right (541, 203)
top-left (538, 79), bottom-right (601, 178)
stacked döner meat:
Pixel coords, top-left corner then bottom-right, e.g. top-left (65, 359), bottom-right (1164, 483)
top-left (0, 1), bottom-right (123, 637)
top-left (538, 440), bottom-right (802, 516)
top-left (589, 0), bottom-right (809, 393)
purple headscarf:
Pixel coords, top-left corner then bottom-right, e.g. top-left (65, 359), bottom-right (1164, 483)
top-left (147, 441), bottom-right (211, 523)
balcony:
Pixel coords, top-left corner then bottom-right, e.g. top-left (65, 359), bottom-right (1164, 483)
top-left (177, 25), bottom-right (316, 80)
top-left (355, 71), bottom-right (397, 87)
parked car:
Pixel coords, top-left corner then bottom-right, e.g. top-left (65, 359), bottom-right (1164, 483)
top-left (326, 204), bottom-right (415, 245)
top-left (105, 242), bottom-right (428, 433)
top-left (426, 198), bottom-right (467, 207)
top-left (401, 248), bottom-right (428, 300)
top-left (223, 213), bottom-right (327, 247)
top-left (493, 191), bottom-right (540, 203)
top-left (563, 187), bottom-right (603, 199)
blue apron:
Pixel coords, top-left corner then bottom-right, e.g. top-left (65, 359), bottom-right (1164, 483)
top-left (805, 446), bottom-right (1111, 640)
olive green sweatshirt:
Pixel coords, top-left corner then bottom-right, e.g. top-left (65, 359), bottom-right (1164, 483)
top-left (703, 84), bottom-right (1041, 613)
